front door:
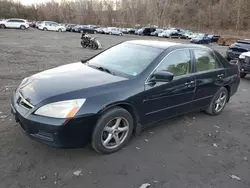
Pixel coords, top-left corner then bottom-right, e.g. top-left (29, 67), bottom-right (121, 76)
top-left (191, 49), bottom-right (226, 110)
top-left (142, 49), bottom-right (196, 125)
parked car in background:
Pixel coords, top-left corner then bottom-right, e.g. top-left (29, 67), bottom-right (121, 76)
top-left (71, 25), bottom-right (81, 32)
top-left (237, 51), bottom-right (250, 78)
top-left (103, 27), bottom-right (123, 35)
top-left (207, 35), bottom-right (220, 43)
top-left (96, 27), bottom-right (105, 34)
top-left (0, 18), bottom-right (29, 30)
top-left (128, 28), bottom-right (137, 34)
top-left (66, 24), bottom-right (76, 32)
top-left (137, 27), bottom-right (156, 36)
top-left (150, 29), bottom-right (164, 36)
top-left (158, 29), bottom-right (176, 38)
top-left (38, 21), bottom-right (66, 32)
top-left (190, 34), bottom-right (211, 44)
top-left (11, 40), bottom-right (240, 154)
top-left (168, 30), bottom-right (184, 39)
top-left (226, 40), bottom-right (250, 61)
top-left (77, 25), bottom-right (97, 34)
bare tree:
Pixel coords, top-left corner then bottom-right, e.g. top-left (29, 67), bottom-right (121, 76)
top-left (0, 0), bottom-right (249, 35)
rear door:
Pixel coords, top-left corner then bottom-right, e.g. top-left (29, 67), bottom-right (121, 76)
top-left (191, 48), bottom-right (226, 110)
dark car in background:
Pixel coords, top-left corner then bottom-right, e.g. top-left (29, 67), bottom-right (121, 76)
top-left (11, 40), bottom-right (240, 154)
top-left (208, 35), bottom-right (220, 43)
top-left (137, 27), bottom-right (156, 36)
top-left (190, 34), bottom-right (211, 44)
top-left (77, 25), bottom-right (97, 34)
top-left (66, 24), bottom-right (76, 32)
top-left (226, 40), bottom-right (250, 61)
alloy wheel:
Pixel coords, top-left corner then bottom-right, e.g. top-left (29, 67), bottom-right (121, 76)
top-left (101, 117), bottom-right (129, 149)
top-left (214, 92), bottom-right (227, 112)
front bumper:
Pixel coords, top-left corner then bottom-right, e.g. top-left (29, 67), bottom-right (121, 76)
top-left (11, 92), bottom-right (97, 148)
top-left (238, 57), bottom-right (250, 73)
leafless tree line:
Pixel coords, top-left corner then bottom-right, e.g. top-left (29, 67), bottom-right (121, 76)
top-left (0, 0), bottom-right (250, 35)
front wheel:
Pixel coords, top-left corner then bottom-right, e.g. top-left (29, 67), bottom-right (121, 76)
top-left (20, 25), bottom-right (26, 30)
top-left (0, 24), bottom-right (6, 29)
top-left (80, 40), bottom-right (88, 48)
top-left (205, 87), bottom-right (228, 116)
top-left (92, 107), bottom-right (134, 154)
top-left (58, 29), bottom-right (62, 32)
top-left (43, 27), bottom-right (48, 31)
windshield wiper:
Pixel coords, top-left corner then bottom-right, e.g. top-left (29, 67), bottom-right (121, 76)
top-left (87, 63), bottom-right (115, 75)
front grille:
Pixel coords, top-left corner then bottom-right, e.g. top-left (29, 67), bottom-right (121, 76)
top-left (16, 91), bottom-right (34, 110)
top-left (230, 48), bottom-right (248, 53)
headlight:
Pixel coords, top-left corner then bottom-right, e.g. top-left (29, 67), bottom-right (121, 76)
top-left (34, 99), bottom-right (86, 118)
top-left (239, 54), bottom-right (246, 59)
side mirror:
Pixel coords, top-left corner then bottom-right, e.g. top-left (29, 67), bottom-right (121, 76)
top-left (150, 71), bottom-right (174, 83)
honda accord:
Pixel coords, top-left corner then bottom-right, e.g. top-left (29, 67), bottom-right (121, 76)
top-left (11, 40), bottom-right (240, 154)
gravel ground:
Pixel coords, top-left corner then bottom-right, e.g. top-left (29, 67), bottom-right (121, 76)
top-left (0, 28), bottom-right (249, 188)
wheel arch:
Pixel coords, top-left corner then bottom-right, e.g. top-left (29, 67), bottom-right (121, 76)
top-left (223, 85), bottom-right (231, 102)
top-left (98, 102), bottom-right (140, 134)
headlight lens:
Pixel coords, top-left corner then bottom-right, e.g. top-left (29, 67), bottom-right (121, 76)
top-left (34, 99), bottom-right (86, 118)
top-left (239, 54), bottom-right (246, 59)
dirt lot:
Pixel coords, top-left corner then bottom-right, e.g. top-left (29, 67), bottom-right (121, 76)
top-left (0, 29), bottom-right (250, 188)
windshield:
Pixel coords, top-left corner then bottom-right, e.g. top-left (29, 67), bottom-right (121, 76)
top-left (87, 43), bottom-right (163, 78)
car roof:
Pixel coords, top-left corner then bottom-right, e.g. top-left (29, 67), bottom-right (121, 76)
top-left (125, 40), bottom-right (210, 50)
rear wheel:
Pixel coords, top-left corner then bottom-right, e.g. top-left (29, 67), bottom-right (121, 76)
top-left (58, 29), bottom-right (62, 32)
top-left (205, 87), bottom-right (228, 116)
top-left (92, 107), bottom-right (134, 154)
top-left (0, 24), bottom-right (6, 29)
top-left (240, 73), bottom-right (247, 78)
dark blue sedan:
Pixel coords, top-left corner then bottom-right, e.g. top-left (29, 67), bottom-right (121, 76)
top-left (11, 40), bottom-right (240, 154)
top-left (191, 34), bottom-right (211, 44)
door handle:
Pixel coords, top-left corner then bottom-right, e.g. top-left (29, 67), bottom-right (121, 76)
top-left (217, 74), bottom-right (224, 78)
top-left (185, 80), bottom-right (195, 85)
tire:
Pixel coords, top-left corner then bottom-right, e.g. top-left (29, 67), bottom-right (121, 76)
top-left (0, 24), bottom-right (6, 29)
top-left (90, 40), bottom-right (99, 50)
top-left (240, 73), bottom-right (247, 78)
top-left (43, 27), bottom-right (48, 31)
top-left (58, 29), bottom-right (62, 32)
top-left (92, 107), bottom-right (134, 154)
top-left (109, 32), bottom-right (112, 35)
top-left (20, 25), bottom-right (26, 30)
top-left (119, 33), bottom-right (122, 36)
top-left (80, 41), bottom-right (87, 48)
top-left (205, 87), bottom-right (228, 116)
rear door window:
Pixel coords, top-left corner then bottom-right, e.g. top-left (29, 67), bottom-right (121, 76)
top-left (193, 49), bottom-right (222, 72)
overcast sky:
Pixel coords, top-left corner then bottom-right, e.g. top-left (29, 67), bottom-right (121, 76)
top-left (19, 0), bottom-right (58, 5)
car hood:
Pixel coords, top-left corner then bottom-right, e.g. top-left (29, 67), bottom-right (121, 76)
top-left (241, 51), bottom-right (250, 57)
top-left (18, 62), bottom-right (127, 105)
